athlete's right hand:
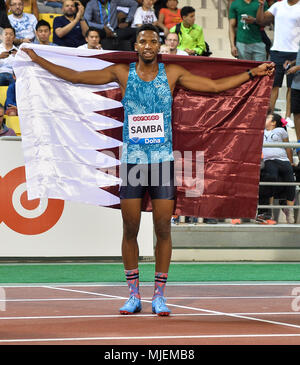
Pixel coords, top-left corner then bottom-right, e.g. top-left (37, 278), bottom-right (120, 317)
top-left (22, 48), bottom-right (38, 62)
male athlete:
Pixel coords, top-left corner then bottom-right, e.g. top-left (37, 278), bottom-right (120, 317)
top-left (22, 24), bottom-right (274, 316)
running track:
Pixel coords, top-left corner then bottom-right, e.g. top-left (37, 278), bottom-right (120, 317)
top-left (1, 283), bottom-right (300, 345)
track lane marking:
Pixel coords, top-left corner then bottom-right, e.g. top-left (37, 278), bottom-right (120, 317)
top-left (43, 285), bottom-right (300, 331)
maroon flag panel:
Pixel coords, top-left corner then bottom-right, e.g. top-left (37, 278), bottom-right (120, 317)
top-left (92, 52), bottom-right (273, 219)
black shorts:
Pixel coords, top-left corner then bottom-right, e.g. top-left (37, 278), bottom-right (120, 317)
top-left (119, 161), bottom-right (175, 200)
top-left (270, 51), bottom-right (297, 87)
top-left (291, 88), bottom-right (300, 115)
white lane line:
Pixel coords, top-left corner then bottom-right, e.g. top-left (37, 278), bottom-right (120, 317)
top-left (1, 282), bottom-right (300, 288)
top-left (1, 312), bottom-right (300, 320)
top-left (0, 295), bottom-right (296, 302)
top-left (44, 286), bottom-right (300, 331)
top-left (1, 333), bottom-right (300, 343)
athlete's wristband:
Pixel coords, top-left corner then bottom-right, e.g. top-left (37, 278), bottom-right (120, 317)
top-left (247, 69), bottom-right (255, 80)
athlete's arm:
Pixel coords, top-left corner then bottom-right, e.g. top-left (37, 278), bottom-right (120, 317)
top-left (21, 48), bottom-right (124, 86)
top-left (167, 63), bottom-right (274, 94)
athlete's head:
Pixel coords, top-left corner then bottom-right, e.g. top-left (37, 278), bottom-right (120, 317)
top-left (135, 24), bottom-right (161, 63)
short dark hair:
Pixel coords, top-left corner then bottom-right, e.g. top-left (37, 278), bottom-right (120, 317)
top-left (85, 27), bottom-right (101, 38)
top-left (180, 6), bottom-right (195, 18)
top-left (136, 24), bottom-right (160, 38)
top-left (3, 26), bottom-right (15, 35)
top-left (36, 19), bottom-right (51, 31)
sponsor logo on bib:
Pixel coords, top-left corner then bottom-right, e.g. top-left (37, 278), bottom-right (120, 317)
top-left (128, 113), bottom-right (165, 144)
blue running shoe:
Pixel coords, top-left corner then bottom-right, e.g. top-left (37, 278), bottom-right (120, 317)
top-left (152, 296), bottom-right (171, 316)
top-left (119, 296), bottom-right (142, 315)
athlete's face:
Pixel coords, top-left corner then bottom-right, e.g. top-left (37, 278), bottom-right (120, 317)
top-left (135, 30), bottom-right (161, 63)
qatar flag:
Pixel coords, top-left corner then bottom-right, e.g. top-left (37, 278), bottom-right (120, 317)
top-left (13, 44), bottom-right (273, 219)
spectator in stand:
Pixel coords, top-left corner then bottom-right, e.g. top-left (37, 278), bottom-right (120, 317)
top-left (0, 104), bottom-right (16, 136)
top-left (6, 0), bottom-right (39, 19)
top-left (169, 6), bottom-right (206, 56)
top-left (34, 19), bottom-right (58, 45)
top-left (53, 0), bottom-right (88, 47)
top-left (159, 43), bottom-right (170, 53)
top-left (8, 0), bottom-right (38, 46)
top-left (256, 0), bottom-right (300, 128)
top-left (132, 0), bottom-right (158, 28)
top-left (157, 0), bottom-right (181, 37)
top-left (84, 0), bottom-right (136, 50)
top-left (164, 32), bottom-right (188, 55)
top-left (228, 0), bottom-right (268, 61)
top-left (77, 26), bottom-right (103, 49)
top-left (257, 112), bottom-right (296, 224)
top-left (0, 27), bottom-right (18, 86)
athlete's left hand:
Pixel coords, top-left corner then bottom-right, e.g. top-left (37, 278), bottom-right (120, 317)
top-left (252, 62), bottom-right (275, 77)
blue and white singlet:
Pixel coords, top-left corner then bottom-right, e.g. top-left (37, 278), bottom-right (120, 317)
top-left (121, 62), bottom-right (174, 164)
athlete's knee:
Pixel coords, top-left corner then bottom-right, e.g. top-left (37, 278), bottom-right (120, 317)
top-left (154, 218), bottom-right (171, 241)
top-left (123, 220), bottom-right (140, 241)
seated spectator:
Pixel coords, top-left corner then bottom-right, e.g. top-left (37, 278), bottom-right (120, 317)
top-left (4, 73), bottom-right (17, 116)
top-left (164, 32), bottom-right (188, 55)
top-left (77, 27), bottom-right (103, 49)
top-left (169, 6), bottom-right (206, 56)
top-left (34, 19), bottom-right (58, 45)
top-left (53, 0), bottom-right (88, 47)
top-left (5, 0), bottom-right (39, 18)
top-left (84, 0), bottom-right (136, 51)
top-left (8, 0), bottom-right (38, 46)
top-left (257, 113), bottom-right (296, 224)
top-left (159, 43), bottom-right (170, 53)
top-left (0, 103), bottom-right (16, 136)
top-left (157, 0), bottom-right (181, 36)
top-left (0, 27), bottom-right (18, 86)
top-left (132, 0), bottom-right (158, 28)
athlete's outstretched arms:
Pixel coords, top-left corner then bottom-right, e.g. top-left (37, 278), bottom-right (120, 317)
top-left (22, 48), bottom-right (126, 87)
top-left (167, 62), bottom-right (275, 94)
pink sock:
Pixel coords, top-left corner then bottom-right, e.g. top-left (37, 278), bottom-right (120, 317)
top-left (153, 272), bottom-right (168, 300)
top-left (124, 268), bottom-right (140, 299)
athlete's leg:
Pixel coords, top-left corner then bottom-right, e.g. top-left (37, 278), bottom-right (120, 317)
top-left (151, 198), bottom-right (174, 316)
top-left (151, 199), bottom-right (174, 273)
top-left (119, 198), bottom-right (143, 314)
top-left (120, 198), bottom-right (143, 270)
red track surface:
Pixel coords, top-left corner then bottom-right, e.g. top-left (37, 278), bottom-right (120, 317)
top-left (1, 283), bottom-right (300, 345)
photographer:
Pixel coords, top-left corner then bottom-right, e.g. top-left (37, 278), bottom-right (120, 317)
top-left (53, 0), bottom-right (88, 47)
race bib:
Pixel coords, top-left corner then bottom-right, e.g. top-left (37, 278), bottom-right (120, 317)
top-left (128, 113), bottom-right (165, 144)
